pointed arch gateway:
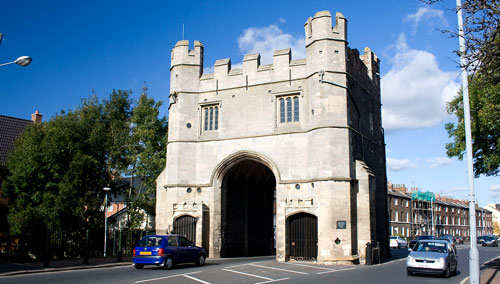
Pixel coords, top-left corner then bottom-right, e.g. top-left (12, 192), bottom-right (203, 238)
top-left (213, 151), bottom-right (279, 257)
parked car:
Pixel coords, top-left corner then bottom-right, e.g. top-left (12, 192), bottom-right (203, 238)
top-left (409, 235), bottom-right (436, 251)
top-left (477, 236), bottom-right (486, 245)
top-left (406, 239), bottom-right (458, 278)
top-left (454, 236), bottom-right (464, 245)
top-left (438, 235), bottom-right (456, 253)
top-left (481, 236), bottom-right (498, 247)
top-left (133, 235), bottom-right (207, 269)
top-left (390, 236), bottom-right (408, 248)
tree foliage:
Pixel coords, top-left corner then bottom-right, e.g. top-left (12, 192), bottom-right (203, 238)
top-left (445, 77), bottom-right (500, 177)
top-left (1, 88), bottom-right (167, 252)
top-left (424, 0), bottom-right (500, 176)
top-left (126, 86), bottom-right (168, 224)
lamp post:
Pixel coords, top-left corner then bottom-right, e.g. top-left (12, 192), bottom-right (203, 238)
top-left (103, 187), bottom-right (111, 257)
top-left (455, 0), bottom-right (479, 282)
top-left (0, 56), bottom-right (32, 67)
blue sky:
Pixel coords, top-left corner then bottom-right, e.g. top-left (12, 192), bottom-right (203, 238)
top-left (0, 0), bottom-right (498, 206)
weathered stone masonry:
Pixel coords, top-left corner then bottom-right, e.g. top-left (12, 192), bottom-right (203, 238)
top-left (156, 10), bottom-right (389, 264)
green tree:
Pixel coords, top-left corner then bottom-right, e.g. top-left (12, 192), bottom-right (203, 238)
top-left (423, 0), bottom-right (500, 176)
top-left (445, 76), bottom-right (500, 177)
top-left (2, 91), bottom-right (133, 258)
top-left (126, 86), bottom-right (168, 228)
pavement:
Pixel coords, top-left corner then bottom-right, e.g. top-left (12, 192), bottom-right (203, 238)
top-left (0, 254), bottom-right (499, 283)
top-left (0, 255), bottom-right (133, 276)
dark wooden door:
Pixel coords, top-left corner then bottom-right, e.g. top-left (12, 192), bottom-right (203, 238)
top-left (287, 213), bottom-right (317, 260)
top-left (173, 215), bottom-right (197, 244)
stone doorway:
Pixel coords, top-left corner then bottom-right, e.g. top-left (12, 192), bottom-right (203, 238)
top-left (286, 212), bottom-right (318, 261)
top-left (221, 159), bottom-right (276, 257)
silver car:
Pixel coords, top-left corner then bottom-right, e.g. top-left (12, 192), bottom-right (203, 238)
top-left (406, 239), bottom-right (457, 278)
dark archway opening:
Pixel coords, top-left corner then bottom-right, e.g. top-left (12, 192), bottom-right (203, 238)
top-left (221, 160), bottom-right (275, 257)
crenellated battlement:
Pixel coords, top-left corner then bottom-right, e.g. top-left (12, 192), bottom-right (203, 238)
top-left (170, 10), bottom-right (378, 93)
top-left (170, 40), bottom-right (204, 71)
top-left (304, 11), bottom-right (347, 46)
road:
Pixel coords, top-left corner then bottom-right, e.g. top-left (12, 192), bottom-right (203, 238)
top-left (0, 245), bottom-right (498, 284)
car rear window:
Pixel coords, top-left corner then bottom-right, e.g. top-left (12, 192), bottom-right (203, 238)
top-left (390, 237), bottom-right (396, 240)
top-left (136, 236), bottom-right (163, 247)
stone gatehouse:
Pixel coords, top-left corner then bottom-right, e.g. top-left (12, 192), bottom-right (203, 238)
top-left (156, 10), bottom-right (389, 264)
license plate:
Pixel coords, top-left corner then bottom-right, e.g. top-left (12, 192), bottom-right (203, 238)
top-left (140, 251), bottom-right (151, 255)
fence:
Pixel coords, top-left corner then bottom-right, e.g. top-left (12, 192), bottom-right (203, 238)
top-left (0, 228), bottom-right (153, 264)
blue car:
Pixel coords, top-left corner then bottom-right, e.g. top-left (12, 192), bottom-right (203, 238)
top-left (133, 235), bottom-right (207, 269)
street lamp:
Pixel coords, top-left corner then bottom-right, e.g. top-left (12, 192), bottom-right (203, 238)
top-left (103, 187), bottom-right (111, 257)
top-left (0, 56), bottom-right (32, 67)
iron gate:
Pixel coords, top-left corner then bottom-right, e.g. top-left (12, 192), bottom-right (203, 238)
top-left (173, 215), bottom-right (197, 243)
top-left (287, 213), bottom-right (317, 261)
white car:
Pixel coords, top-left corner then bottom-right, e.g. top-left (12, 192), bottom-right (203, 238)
top-left (390, 236), bottom-right (408, 248)
top-left (406, 239), bottom-right (457, 277)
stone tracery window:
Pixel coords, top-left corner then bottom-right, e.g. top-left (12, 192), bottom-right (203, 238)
top-left (202, 105), bottom-right (219, 131)
top-left (278, 95), bottom-right (299, 123)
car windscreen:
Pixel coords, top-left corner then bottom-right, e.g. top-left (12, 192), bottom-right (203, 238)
top-left (136, 236), bottom-right (163, 247)
top-left (415, 242), bottom-right (447, 253)
top-left (390, 237), bottom-right (396, 239)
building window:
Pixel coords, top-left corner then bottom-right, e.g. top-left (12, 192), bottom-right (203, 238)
top-left (395, 199), bottom-right (398, 206)
top-left (445, 207), bottom-right (448, 213)
top-left (278, 95), bottom-right (299, 123)
top-left (107, 205), bottom-right (113, 212)
top-left (405, 200), bottom-right (409, 207)
top-left (202, 105), bottom-right (219, 131)
top-left (395, 211), bottom-right (398, 221)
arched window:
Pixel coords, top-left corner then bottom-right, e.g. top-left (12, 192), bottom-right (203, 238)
top-left (278, 94), bottom-right (300, 124)
top-left (202, 104), bottom-right (219, 132)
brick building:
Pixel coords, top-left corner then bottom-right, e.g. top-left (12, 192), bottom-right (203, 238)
top-left (388, 182), bottom-right (493, 239)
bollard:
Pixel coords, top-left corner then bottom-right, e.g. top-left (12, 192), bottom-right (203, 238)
top-left (84, 230), bottom-right (89, 264)
top-left (117, 230), bottom-right (123, 262)
top-left (365, 242), bottom-right (372, 265)
top-left (43, 230), bottom-right (50, 268)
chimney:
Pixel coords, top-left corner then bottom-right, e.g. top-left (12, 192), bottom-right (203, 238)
top-left (31, 110), bottom-right (42, 123)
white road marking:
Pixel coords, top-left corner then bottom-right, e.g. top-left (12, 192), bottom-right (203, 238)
top-left (225, 262), bottom-right (262, 269)
top-left (249, 264), bottom-right (309, 275)
top-left (135, 271), bottom-right (203, 283)
top-left (222, 268), bottom-right (273, 281)
top-left (317, 267), bottom-right (355, 274)
top-left (253, 278), bottom-right (290, 284)
top-left (283, 262), bottom-right (337, 271)
top-left (183, 274), bottom-right (212, 284)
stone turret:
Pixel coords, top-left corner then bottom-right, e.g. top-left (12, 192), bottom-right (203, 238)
top-left (170, 40), bottom-right (204, 93)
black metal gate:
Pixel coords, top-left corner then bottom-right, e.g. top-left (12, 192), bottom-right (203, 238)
top-left (287, 213), bottom-right (317, 261)
top-left (173, 215), bottom-right (197, 243)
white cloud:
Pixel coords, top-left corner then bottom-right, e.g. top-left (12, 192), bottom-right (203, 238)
top-left (404, 7), bottom-right (447, 35)
top-left (491, 184), bottom-right (500, 199)
top-left (387, 157), bottom-right (418, 172)
top-left (442, 186), bottom-right (467, 193)
top-left (427, 157), bottom-right (452, 168)
top-left (279, 18), bottom-right (286, 23)
top-left (237, 25), bottom-right (305, 64)
top-left (381, 33), bottom-right (460, 133)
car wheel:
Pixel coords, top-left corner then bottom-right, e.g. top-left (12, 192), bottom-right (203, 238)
top-left (407, 269), bottom-right (413, 276)
top-left (164, 257), bottom-right (174, 270)
top-left (134, 263), bottom-right (144, 269)
top-left (196, 254), bottom-right (206, 266)
top-left (443, 266), bottom-right (450, 278)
